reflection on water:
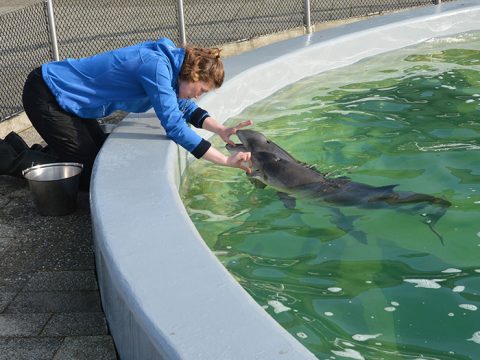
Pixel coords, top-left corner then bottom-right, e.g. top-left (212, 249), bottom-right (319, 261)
top-left (181, 31), bottom-right (480, 359)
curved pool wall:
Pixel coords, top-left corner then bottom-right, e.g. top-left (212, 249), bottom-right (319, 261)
top-left (91, 2), bottom-right (480, 359)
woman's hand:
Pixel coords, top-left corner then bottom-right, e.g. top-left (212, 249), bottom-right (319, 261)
top-left (218, 120), bottom-right (253, 145)
top-left (202, 145), bottom-right (252, 173)
top-left (202, 117), bottom-right (253, 145)
top-left (226, 151), bottom-right (252, 173)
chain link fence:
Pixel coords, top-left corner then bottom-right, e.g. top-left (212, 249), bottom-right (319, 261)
top-left (53, 0), bottom-right (179, 59)
top-left (310, 0), bottom-right (439, 22)
top-left (1, 0), bottom-right (452, 123)
top-left (183, 0), bottom-right (304, 47)
top-left (0, 2), bottom-right (51, 122)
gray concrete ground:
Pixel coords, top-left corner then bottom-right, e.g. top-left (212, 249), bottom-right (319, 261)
top-left (0, 123), bottom-right (121, 359)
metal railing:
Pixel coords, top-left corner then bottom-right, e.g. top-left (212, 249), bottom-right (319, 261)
top-left (1, 0), bottom-right (448, 122)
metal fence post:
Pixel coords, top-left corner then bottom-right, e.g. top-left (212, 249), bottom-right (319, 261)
top-left (45, 0), bottom-right (59, 60)
top-left (177, 0), bottom-right (187, 46)
top-left (304, 0), bottom-right (312, 34)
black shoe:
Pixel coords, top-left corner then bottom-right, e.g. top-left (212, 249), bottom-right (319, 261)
top-left (0, 139), bottom-right (18, 175)
top-left (39, 145), bottom-right (58, 157)
top-left (30, 144), bottom-right (44, 151)
top-left (4, 131), bottom-right (29, 154)
top-left (8, 149), bottom-right (59, 178)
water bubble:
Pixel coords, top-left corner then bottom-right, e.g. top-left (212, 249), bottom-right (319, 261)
top-left (213, 250), bottom-right (229, 256)
top-left (468, 331), bottom-right (480, 344)
top-left (391, 301), bottom-right (400, 307)
top-left (442, 268), bottom-right (461, 273)
top-left (332, 348), bottom-right (365, 360)
top-left (448, 313), bottom-right (455, 317)
top-left (459, 304), bottom-right (477, 311)
top-left (267, 300), bottom-right (291, 314)
top-left (352, 334), bottom-right (382, 342)
top-left (324, 312), bottom-right (334, 316)
top-left (404, 279), bottom-right (445, 289)
top-left (384, 307), bottom-right (396, 312)
top-left (328, 287), bottom-right (342, 293)
top-left (452, 286), bottom-right (465, 293)
top-left (296, 332), bottom-right (308, 339)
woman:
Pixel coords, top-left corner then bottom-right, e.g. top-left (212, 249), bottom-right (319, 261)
top-left (21, 37), bottom-right (252, 189)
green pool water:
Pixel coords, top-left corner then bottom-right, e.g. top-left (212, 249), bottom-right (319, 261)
top-left (180, 31), bottom-right (480, 359)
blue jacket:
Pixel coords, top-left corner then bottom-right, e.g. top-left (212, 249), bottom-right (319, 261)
top-left (42, 38), bottom-right (211, 158)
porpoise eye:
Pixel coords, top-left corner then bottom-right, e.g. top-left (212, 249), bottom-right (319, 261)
top-left (266, 140), bottom-right (271, 144)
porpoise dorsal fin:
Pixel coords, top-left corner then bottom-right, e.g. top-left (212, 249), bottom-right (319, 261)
top-left (376, 184), bottom-right (399, 192)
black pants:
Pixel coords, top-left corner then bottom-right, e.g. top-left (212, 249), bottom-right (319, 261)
top-left (22, 67), bottom-right (107, 189)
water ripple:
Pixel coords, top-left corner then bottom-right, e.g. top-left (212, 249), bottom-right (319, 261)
top-left (415, 142), bottom-right (480, 152)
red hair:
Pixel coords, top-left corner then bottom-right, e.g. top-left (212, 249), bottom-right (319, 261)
top-left (179, 47), bottom-right (224, 88)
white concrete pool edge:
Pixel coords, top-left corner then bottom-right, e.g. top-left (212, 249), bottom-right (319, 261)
top-left (91, 2), bottom-right (480, 359)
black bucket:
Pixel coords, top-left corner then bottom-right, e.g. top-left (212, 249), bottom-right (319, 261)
top-left (22, 162), bottom-right (83, 216)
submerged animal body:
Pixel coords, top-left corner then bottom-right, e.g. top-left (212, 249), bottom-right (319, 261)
top-left (250, 151), bottom-right (450, 209)
top-left (228, 129), bottom-right (451, 243)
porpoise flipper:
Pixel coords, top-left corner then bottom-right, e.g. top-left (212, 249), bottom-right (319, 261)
top-left (277, 192), bottom-right (296, 209)
top-left (327, 207), bottom-right (368, 244)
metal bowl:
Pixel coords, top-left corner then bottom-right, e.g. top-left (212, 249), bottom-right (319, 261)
top-left (22, 162), bottom-right (83, 216)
